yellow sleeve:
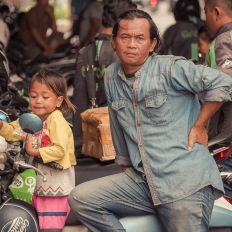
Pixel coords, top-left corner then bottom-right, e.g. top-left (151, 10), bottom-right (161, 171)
top-left (0, 119), bottom-right (22, 141)
top-left (39, 111), bottom-right (73, 164)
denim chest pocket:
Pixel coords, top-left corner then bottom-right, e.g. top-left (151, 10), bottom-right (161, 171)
top-left (111, 99), bottom-right (129, 129)
top-left (145, 93), bottom-right (174, 126)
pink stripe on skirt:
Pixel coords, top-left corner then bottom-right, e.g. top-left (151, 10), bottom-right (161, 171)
top-left (32, 194), bottom-right (70, 229)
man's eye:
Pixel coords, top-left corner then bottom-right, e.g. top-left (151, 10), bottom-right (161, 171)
top-left (121, 36), bottom-right (129, 42)
top-left (137, 37), bottom-right (144, 42)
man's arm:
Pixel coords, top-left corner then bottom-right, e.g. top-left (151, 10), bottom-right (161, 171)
top-left (188, 101), bottom-right (224, 150)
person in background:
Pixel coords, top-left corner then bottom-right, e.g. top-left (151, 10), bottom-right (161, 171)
top-left (204, 0), bottom-right (232, 140)
top-left (20, 0), bottom-right (66, 60)
top-left (204, 0), bottom-right (232, 197)
top-left (161, 0), bottom-right (204, 62)
top-left (70, 0), bottom-right (85, 38)
top-left (0, 68), bottom-right (76, 231)
top-left (197, 23), bottom-right (213, 65)
top-left (72, 0), bottom-right (137, 158)
top-left (68, 9), bottom-right (232, 232)
top-left (77, 0), bottom-right (104, 48)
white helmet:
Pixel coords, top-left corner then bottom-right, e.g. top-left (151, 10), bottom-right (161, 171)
top-left (0, 19), bottom-right (10, 49)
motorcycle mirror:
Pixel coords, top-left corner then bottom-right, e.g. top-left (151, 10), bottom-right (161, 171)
top-left (19, 113), bottom-right (43, 134)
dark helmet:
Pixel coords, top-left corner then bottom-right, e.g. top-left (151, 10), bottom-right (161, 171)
top-left (173, 0), bottom-right (200, 21)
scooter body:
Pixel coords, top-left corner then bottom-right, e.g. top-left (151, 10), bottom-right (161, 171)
top-left (119, 194), bottom-right (232, 232)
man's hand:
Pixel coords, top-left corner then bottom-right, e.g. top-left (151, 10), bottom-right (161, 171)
top-left (188, 126), bottom-right (208, 150)
top-left (188, 101), bottom-right (224, 151)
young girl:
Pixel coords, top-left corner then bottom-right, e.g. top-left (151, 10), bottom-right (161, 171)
top-left (0, 68), bottom-right (76, 231)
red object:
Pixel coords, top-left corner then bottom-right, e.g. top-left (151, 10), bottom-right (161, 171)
top-left (40, 133), bottom-right (51, 148)
top-left (213, 145), bottom-right (232, 162)
top-left (224, 195), bottom-right (232, 205)
top-left (150, 0), bottom-right (158, 6)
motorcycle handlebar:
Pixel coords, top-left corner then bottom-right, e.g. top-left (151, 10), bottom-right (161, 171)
top-left (34, 157), bottom-right (63, 171)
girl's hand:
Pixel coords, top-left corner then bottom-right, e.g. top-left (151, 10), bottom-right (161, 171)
top-left (0, 120), bottom-right (3, 130)
top-left (25, 134), bottom-right (40, 156)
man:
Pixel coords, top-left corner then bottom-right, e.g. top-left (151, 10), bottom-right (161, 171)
top-left (68, 9), bottom-right (232, 231)
top-left (161, 0), bottom-right (204, 62)
top-left (204, 0), bottom-right (232, 197)
top-left (204, 0), bottom-right (232, 140)
top-left (72, 0), bottom-right (137, 158)
top-left (20, 0), bottom-right (65, 59)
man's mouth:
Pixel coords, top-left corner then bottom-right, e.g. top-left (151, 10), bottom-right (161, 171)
top-left (125, 52), bottom-right (136, 57)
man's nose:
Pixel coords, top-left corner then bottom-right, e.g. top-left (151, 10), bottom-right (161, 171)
top-left (127, 37), bottom-right (136, 47)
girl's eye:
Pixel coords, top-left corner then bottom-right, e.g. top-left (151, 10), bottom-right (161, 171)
top-left (30, 95), bottom-right (36, 98)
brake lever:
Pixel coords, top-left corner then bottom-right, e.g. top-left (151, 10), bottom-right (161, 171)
top-left (14, 160), bottom-right (47, 182)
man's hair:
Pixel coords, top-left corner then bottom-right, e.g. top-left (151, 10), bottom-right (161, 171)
top-left (112, 9), bottom-right (162, 53)
top-left (102, 0), bottom-right (137, 28)
top-left (205, 0), bottom-right (232, 17)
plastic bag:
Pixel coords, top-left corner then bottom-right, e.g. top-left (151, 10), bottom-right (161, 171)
top-left (9, 168), bottom-right (37, 204)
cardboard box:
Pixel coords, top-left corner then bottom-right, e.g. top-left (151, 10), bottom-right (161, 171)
top-left (81, 107), bottom-right (115, 161)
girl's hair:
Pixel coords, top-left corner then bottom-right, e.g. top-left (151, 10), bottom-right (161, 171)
top-left (29, 68), bottom-right (76, 114)
top-left (112, 9), bottom-right (162, 53)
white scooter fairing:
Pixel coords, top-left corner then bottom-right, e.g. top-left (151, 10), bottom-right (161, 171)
top-left (119, 194), bottom-right (232, 232)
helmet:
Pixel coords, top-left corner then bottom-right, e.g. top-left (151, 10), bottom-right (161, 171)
top-left (0, 198), bottom-right (39, 231)
top-left (173, 0), bottom-right (200, 21)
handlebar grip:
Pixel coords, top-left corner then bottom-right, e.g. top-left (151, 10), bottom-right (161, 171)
top-left (34, 157), bottom-right (63, 171)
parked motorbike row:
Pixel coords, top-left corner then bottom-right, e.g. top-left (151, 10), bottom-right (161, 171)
top-left (0, 1), bottom-right (77, 100)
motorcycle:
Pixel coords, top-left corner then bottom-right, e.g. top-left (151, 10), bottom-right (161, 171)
top-left (0, 112), bottom-right (42, 231)
top-left (0, 112), bottom-right (64, 231)
top-left (1, 111), bottom-right (231, 231)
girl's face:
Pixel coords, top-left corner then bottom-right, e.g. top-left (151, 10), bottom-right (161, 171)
top-left (29, 80), bottom-right (63, 121)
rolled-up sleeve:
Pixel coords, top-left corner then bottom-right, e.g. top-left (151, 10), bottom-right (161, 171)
top-left (170, 59), bottom-right (232, 102)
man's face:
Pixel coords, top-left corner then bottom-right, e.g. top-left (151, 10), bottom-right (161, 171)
top-left (204, 1), bottom-right (217, 37)
top-left (111, 18), bottom-right (157, 74)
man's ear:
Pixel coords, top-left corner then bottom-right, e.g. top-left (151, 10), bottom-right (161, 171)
top-left (110, 35), bottom-right (116, 50)
top-left (149, 38), bottom-right (157, 53)
top-left (214, 6), bottom-right (222, 20)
